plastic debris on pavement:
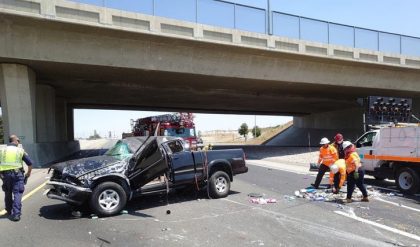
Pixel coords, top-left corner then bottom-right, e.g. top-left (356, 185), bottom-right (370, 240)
top-left (250, 197), bottom-right (277, 204)
top-left (248, 193), bottom-right (277, 204)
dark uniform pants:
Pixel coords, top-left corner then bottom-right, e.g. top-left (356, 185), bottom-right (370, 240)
top-left (1, 170), bottom-right (25, 216)
top-left (313, 164), bottom-right (330, 188)
top-left (347, 168), bottom-right (368, 199)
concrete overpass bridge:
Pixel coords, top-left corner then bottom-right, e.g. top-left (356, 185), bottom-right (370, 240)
top-left (1, 0), bottom-right (420, 165)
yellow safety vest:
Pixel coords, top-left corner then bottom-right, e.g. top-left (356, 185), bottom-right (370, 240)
top-left (0, 146), bottom-right (24, 171)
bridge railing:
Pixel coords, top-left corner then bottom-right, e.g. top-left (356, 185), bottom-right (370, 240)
top-left (67, 0), bottom-right (420, 57)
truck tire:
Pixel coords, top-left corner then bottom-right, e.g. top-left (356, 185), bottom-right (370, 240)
top-left (209, 171), bottom-right (230, 198)
top-left (395, 167), bottom-right (420, 194)
top-left (90, 182), bottom-right (127, 216)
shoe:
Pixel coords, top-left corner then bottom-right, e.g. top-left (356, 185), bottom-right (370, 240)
top-left (345, 198), bottom-right (353, 203)
top-left (9, 215), bottom-right (20, 222)
top-left (310, 183), bottom-right (319, 189)
top-left (361, 196), bottom-right (369, 202)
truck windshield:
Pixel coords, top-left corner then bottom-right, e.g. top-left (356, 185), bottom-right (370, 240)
top-left (105, 141), bottom-right (133, 160)
top-left (164, 127), bottom-right (195, 138)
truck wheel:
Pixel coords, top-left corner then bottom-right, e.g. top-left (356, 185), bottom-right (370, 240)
top-left (90, 182), bottom-right (127, 216)
top-left (395, 167), bottom-right (420, 194)
top-left (209, 171), bottom-right (230, 198)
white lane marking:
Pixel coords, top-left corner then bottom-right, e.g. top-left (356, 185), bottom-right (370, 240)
top-left (369, 185), bottom-right (400, 193)
top-left (222, 198), bottom-right (385, 246)
top-left (335, 210), bottom-right (420, 242)
top-left (247, 161), bottom-right (316, 176)
top-left (375, 197), bottom-right (420, 213)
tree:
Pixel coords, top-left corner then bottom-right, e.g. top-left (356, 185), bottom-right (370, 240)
top-left (238, 123), bottom-right (249, 141)
top-left (0, 115), bottom-right (3, 144)
top-left (88, 130), bottom-right (101, 140)
top-left (252, 126), bottom-right (261, 138)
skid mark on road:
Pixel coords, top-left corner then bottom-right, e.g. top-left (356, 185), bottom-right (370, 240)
top-left (222, 198), bottom-right (387, 246)
top-left (0, 181), bottom-right (47, 216)
top-left (335, 210), bottom-right (420, 242)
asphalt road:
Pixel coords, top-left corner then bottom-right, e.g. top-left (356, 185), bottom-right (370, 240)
top-left (0, 161), bottom-right (419, 246)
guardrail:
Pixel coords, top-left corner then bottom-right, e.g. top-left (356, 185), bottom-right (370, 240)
top-left (1, 0), bottom-right (420, 68)
top-left (65, 0), bottom-right (420, 58)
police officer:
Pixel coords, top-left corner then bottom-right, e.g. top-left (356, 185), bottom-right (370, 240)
top-left (0, 135), bottom-right (33, 221)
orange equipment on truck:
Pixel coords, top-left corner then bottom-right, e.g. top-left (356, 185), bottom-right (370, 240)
top-left (125, 112), bottom-right (203, 150)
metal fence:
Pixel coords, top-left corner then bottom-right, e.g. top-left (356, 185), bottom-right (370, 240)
top-left (71, 0), bottom-right (420, 57)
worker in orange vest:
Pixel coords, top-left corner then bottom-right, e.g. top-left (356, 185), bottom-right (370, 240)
top-left (311, 137), bottom-right (338, 189)
top-left (343, 141), bottom-right (369, 203)
top-left (329, 159), bottom-right (347, 194)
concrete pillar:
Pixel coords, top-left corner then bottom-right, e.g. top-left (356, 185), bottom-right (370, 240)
top-left (67, 107), bottom-right (74, 141)
top-left (0, 64), bottom-right (36, 144)
top-left (55, 97), bottom-right (68, 142)
top-left (294, 108), bottom-right (363, 130)
top-left (36, 84), bottom-right (56, 142)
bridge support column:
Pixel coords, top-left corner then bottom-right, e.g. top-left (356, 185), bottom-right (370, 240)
top-left (0, 64), bottom-right (36, 144)
top-left (293, 108), bottom-right (364, 145)
top-left (36, 84), bottom-right (56, 142)
top-left (55, 97), bottom-right (68, 142)
top-left (266, 108), bottom-right (364, 146)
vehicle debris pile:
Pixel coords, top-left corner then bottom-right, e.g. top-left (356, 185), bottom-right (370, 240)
top-left (288, 185), bottom-right (380, 203)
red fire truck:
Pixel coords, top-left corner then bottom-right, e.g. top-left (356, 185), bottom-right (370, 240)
top-left (124, 112), bottom-right (203, 150)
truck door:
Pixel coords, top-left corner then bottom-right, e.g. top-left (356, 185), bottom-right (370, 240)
top-left (127, 138), bottom-right (168, 190)
top-left (164, 140), bottom-right (196, 185)
top-left (355, 131), bottom-right (378, 170)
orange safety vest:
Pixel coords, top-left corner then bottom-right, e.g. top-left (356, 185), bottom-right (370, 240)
top-left (345, 152), bottom-right (361, 174)
top-left (329, 159), bottom-right (347, 188)
top-left (319, 145), bottom-right (338, 166)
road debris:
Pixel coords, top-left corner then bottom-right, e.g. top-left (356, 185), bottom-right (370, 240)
top-left (248, 193), bottom-right (264, 198)
top-left (120, 210), bottom-right (128, 214)
top-left (250, 198), bottom-right (277, 204)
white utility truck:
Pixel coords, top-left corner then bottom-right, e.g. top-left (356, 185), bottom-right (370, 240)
top-left (355, 125), bottom-right (420, 194)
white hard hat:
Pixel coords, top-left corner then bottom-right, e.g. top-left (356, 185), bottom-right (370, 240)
top-left (320, 137), bottom-right (330, 145)
top-left (342, 141), bottom-right (353, 149)
top-left (330, 164), bottom-right (339, 174)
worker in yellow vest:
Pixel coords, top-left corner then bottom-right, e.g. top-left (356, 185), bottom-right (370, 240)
top-left (311, 137), bottom-right (338, 189)
top-left (0, 135), bottom-right (33, 222)
top-left (329, 159), bottom-right (347, 194)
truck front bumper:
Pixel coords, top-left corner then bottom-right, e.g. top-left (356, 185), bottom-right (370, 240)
top-left (45, 181), bottom-right (92, 206)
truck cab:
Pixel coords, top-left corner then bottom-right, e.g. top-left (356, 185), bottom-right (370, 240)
top-left (355, 126), bottom-right (420, 194)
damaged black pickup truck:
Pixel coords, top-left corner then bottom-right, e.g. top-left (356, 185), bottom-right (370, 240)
top-left (46, 136), bottom-right (248, 216)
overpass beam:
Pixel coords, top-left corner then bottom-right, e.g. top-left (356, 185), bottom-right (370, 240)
top-left (0, 64), bottom-right (36, 144)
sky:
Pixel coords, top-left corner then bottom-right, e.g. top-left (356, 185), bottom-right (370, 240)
top-left (3, 1), bottom-right (420, 138)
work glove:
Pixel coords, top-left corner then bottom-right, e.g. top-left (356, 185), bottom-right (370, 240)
top-left (24, 174), bottom-right (29, 185)
top-left (354, 172), bottom-right (359, 180)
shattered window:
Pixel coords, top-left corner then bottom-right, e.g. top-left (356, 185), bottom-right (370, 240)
top-left (105, 141), bottom-right (133, 160)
